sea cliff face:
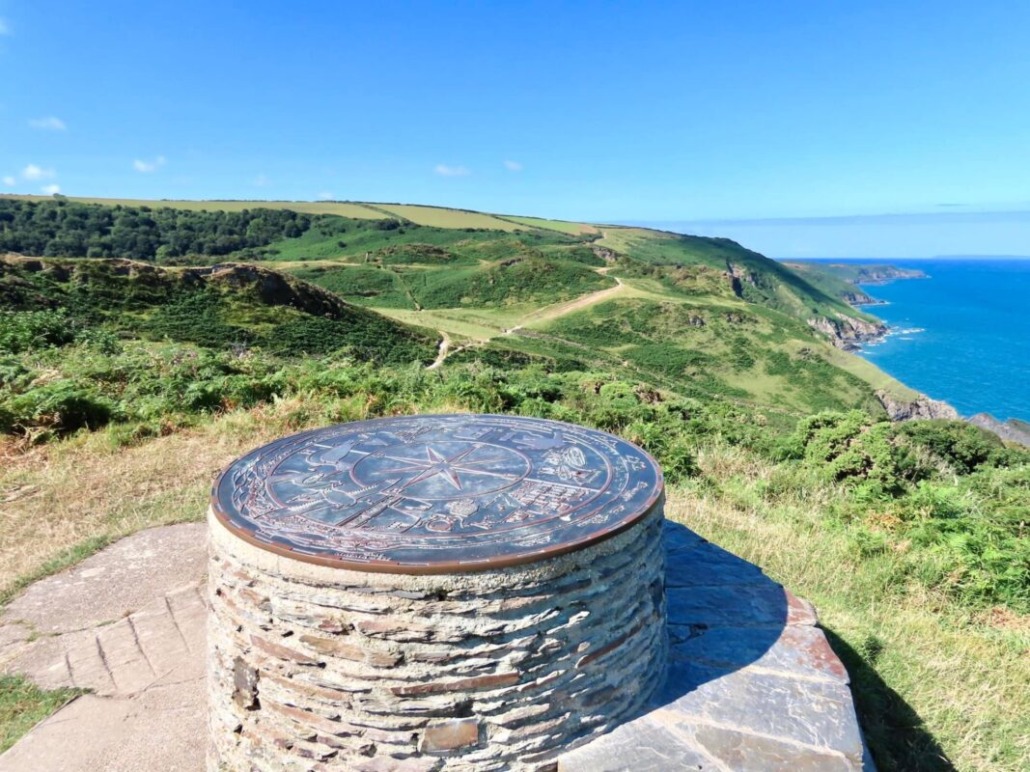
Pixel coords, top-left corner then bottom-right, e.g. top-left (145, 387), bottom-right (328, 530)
top-left (852, 266), bottom-right (928, 285)
top-left (876, 389), bottom-right (959, 421)
top-left (808, 315), bottom-right (888, 351)
top-left (968, 414), bottom-right (1030, 447)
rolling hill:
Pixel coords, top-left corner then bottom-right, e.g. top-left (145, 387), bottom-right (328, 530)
top-left (2, 194), bottom-right (1028, 770)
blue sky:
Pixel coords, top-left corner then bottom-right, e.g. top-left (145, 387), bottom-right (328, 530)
top-left (2, 1), bottom-right (1029, 257)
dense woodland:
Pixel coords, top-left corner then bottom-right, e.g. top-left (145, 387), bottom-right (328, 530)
top-left (0, 198), bottom-right (317, 260)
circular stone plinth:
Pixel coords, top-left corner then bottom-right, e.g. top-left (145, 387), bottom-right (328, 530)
top-left (208, 415), bottom-right (667, 771)
top-left (211, 414), bottom-right (663, 573)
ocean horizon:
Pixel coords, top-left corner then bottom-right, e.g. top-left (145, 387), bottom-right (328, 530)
top-left (786, 257), bottom-right (1030, 423)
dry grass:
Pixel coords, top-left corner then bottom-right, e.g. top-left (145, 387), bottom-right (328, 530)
top-left (0, 400), bottom-right (474, 599)
top-left (372, 204), bottom-right (523, 231)
top-left (0, 414), bottom-right (286, 596)
top-left (498, 215), bottom-right (598, 236)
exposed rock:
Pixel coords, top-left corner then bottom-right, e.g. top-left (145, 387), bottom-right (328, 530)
top-left (199, 263), bottom-right (346, 318)
top-left (591, 246), bottom-right (619, 263)
top-left (968, 413), bottom-right (1030, 447)
top-left (851, 266), bottom-right (927, 285)
top-left (876, 389), bottom-right (959, 421)
top-left (840, 291), bottom-right (880, 306)
top-left (723, 263), bottom-right (758, 298)
top-left (808, 315), bottom-right (887, 351)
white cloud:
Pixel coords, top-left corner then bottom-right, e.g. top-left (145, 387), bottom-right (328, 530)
top-left (22, 164), bottom-right (56, 181)
top-left (41, 184), bottom-right (61, 196)
top-left (0, 18), bottom-right (10, 36)
top-left (254, 173), bottom-right (270, 187)
top-left (434, 164), bottom-right (470, 177)
top-left (29, 116), bottom-right (67, 131)
top-left (317, 191), bottom-right (334, 200)
top-left (2, 176), bottom-right (15, 186)
top-left (503, 160), bottom-right (523, 172)
top-left (133, 155), bottom-right (166, 173)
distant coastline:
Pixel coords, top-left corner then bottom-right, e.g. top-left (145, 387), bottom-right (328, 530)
top-left (823, 258), bottom-right (1030, 427)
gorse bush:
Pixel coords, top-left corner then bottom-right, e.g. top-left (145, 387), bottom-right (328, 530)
top-left (0, 309), bottom-right (77, 354)
top-left (777, 410), bottom-right (1030, 610)
top-left (2, 323), bottom-right (1026, 611)
top-left (897, 419), bottom-right (1010, 473)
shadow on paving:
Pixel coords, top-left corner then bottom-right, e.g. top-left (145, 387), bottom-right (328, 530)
top-left (654, 520), bottom-right (788, 705)
top-left (823, 629), bottom-right (956, 772)
top-left (560, 520), bottom-right (869, 770)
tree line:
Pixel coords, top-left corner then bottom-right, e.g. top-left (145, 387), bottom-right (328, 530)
top-left (0, 198), bottom-right (315, 261)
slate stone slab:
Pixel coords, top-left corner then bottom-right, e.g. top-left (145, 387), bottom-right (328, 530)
top-left (669, 622), bottom-right (849, 684)
top-left (558, 521), bottom-right (871, 772)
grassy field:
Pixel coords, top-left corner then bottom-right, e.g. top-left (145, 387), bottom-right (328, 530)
top-left (370, 203), bottom-right (525, 231)
top-left (498, 215), bottom-right (600, 235)
top-left (669, 445), bottom-right (1030, 772)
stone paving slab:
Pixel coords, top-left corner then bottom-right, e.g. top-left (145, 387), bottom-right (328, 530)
top-left (557, 521), bottom-right (870, 771)
top-left (0, 520), bottom-right (870, 771)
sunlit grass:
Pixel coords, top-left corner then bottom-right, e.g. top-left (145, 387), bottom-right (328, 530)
top-left (668, 445), bottom-right (1030, 772)
top-left (0, 676), bottom-right (84, 753)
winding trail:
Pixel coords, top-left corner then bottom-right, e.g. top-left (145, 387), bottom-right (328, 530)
top-left (426, 272), bottom-right (627, 369)
top-left (427, 332), bottom-right (451, 370)
top-left (507, 275), bottom-right (625, 331)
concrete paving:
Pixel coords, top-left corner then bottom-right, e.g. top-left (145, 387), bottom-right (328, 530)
top-left (0, 520), bottom-right (870, 771)
top-left (0, 523), bottom-right (208, 772)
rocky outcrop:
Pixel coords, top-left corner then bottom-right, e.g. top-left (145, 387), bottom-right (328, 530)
top-left (876, 389), bottom-right (959, 421)
top-left (968, 414), bottom-right (1030, 447)
top-left (724, 263), bottom-right (758, 298)
top-left (808, 315), bottom-right (887, 351)
top-left (197, 262), bottom-right (348, 318)
top-left (840, 290), bottom-right (881, 306)
top-left (591, 246), bottom-right (619, 263)
top-left (851, 266), bottom-right (927, 285)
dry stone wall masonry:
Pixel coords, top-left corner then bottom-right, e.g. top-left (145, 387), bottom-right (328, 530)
top-left (207, 414), bottom-right (668, 771)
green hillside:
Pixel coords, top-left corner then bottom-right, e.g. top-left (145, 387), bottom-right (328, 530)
top-left (1, 195), bottom-right (1028, 770)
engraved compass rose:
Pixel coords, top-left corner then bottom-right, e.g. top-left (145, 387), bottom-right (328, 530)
top-left (352, 441), bottom-right (532, 501)
top-left (379, 445), bottom-right (511, 490)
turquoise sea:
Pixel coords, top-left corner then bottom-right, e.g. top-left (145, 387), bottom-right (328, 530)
top-left (804, 258), bottom-right (1030, 422)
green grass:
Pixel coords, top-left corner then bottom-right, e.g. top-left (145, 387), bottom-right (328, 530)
top-left (258, 217), bottom-right (577, 263)
top-left (0, 676), bottom-right (84, 753)
top-left (285, 264), bottom-right (415, 308)
top-left (0, 348), bottom-right (1026, 768)
top-left (667, 449), bottom-right (1030, 771)
top-left (4, 196), bottom-right (1028, 769)
top-left (542, 295), bottom-right (880, 412)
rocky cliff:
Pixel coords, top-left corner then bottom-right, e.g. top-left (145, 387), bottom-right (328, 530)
top-left (808, 315), bottom-right (888, 351)
top-left (968, 414), bottom-right (1030, 447)
top-left (876, 389), bottom-right (959, 421)
top-left (851, 266), bottom-right (928, 285)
